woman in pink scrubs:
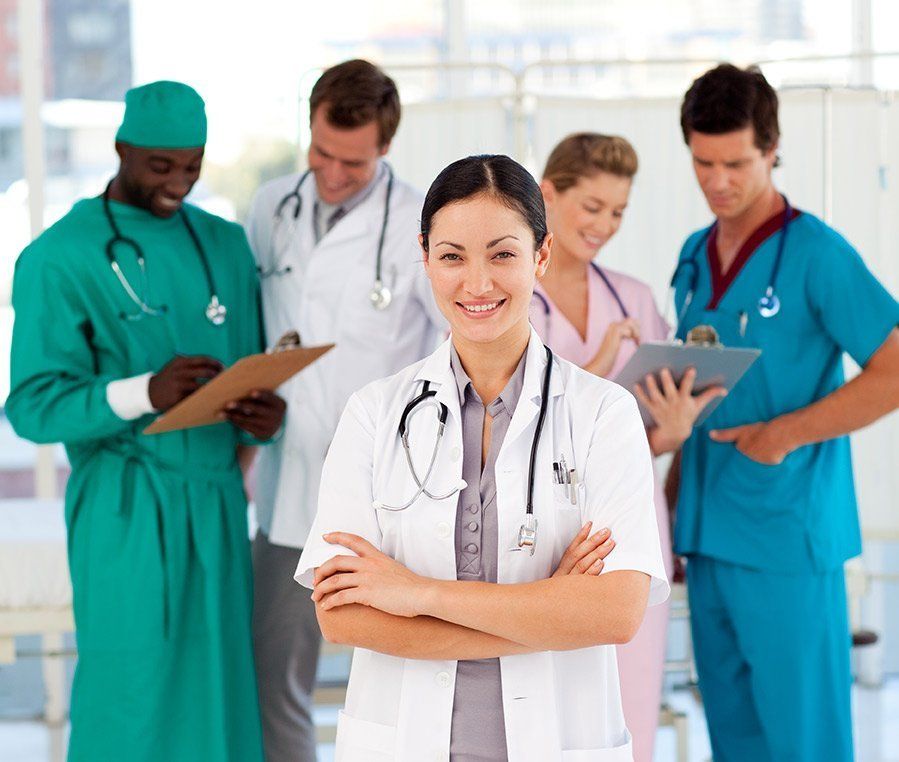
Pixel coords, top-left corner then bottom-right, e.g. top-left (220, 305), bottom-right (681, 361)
top-left (531, 133), bottom-right (720, 762)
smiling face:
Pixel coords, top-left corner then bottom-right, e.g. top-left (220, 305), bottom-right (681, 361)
top-left (542, 171), bottom-right (631, 262)
top-left (308, 104), bottom-right (388, 205)
top-left (115, 144), bottom-right (204, 218)
top-left (689, 126), bottom-right (777, 222)
top-left (423, 193), bottom-right (551, 347)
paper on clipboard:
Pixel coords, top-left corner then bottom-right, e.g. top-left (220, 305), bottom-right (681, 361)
top-left (143, 344), bottom-right (334, 435)
top-left (614, 341), bottom-right (761, 427)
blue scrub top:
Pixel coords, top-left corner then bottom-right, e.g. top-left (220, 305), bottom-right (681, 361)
top-left (673, 209), bottom-right (899, 573)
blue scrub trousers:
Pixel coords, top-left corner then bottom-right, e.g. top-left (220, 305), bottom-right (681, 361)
top-left (686, 555), bottom-right (853, 762)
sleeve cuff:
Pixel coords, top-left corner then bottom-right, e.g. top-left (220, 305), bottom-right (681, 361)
top-left (106, 372), bottom-right (155, 420)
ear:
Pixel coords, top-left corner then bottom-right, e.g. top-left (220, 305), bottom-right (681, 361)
top-left (114, 141), bottom-right (126, 162)
top-left (764, 139), bottom-right (779, 167)
top-left (379, 141), bottom-right (391, 158)
top-left (539, 178), bottom-right (556, 206)
top-left (535, 232), bottom-right (552, 277)
top-left (418, 233), bottom-right (429, 266)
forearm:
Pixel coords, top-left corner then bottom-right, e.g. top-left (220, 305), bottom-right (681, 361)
top-left (419, 571), bottom-right (649, 651)
top-left (316, 603), bottom-right (532, 660)
top-left (775, 332), bottom-right (899, 450)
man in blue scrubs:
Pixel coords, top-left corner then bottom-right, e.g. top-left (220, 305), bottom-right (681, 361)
top-left (670, 64), bottom-right (899, 761)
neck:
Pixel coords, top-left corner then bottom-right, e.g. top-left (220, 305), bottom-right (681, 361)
top-left (452, 320), bottom-right (531, 404)
top-left (540, 238), bottom-right (589, 286)
top-left (717, 184), bottom-right (783, 245)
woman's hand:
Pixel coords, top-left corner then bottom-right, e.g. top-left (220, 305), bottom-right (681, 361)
top-left (634, 367), bottom-right (726, 455)
top-left (312, 533), bottom-right (432, 618)
top-left (552, 522), bottom-right (615, 577)
top-left (585, 318), bottom-right (641, 378)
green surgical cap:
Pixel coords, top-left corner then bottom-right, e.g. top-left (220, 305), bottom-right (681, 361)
top-left (116, 80), bottom-right (207, 149)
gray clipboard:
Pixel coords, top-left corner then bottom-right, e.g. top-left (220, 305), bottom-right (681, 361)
top-left (614, 342), bottom-right (761, 427)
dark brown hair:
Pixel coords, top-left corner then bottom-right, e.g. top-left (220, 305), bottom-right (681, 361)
top-left (309, 59), bottom-right (401, 147)
top-left (680, 64), bottom-right (780, 156)
top-left (542, 133), bottom-right (638, 192)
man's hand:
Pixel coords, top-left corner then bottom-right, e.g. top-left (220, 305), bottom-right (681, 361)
top-left (223, 390), bottom-right (286, 441)
top-left (636, 367), bottom-right (727, 455)
top-left (148, 355), bottom-right (223, 411)
top-left (552, 522), bottom-right (615, 577)
top-left (709, 420), bottom-right (794, 465)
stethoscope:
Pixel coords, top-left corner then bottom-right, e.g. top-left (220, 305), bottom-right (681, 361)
top-left (532, 261), bottom-right (629, 319)
top-left (102, 182), bottom-right (227, 325)
top-left (261, 163), bottom-right (396, 311)
top-left (373, 345), bottom-right (555, 555)
top-left (670, 195), bottom-right (793, 329)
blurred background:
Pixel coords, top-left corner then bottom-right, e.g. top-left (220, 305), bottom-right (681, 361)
top-left (0, 1), bottom-right (897, 760)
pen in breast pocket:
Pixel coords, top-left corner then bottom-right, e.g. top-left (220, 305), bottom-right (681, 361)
top-left (568, 469), bottom-right (578, 504)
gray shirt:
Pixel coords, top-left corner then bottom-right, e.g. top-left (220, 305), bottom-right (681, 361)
top-left (448, 346), bottom-right (527, 762)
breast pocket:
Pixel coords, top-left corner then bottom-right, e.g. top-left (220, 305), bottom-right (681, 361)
top-left (335, 710), bottom-right (396, 761)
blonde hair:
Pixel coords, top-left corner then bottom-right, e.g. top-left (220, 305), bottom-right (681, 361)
top-left (542, 133), bottom-right (638, 192)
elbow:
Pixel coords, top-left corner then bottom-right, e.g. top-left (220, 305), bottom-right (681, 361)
top-left (609, 607), bottom-right (646, 645)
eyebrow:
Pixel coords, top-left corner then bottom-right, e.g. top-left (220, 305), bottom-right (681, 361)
top-left (434, 234), bottom-right (520, 250)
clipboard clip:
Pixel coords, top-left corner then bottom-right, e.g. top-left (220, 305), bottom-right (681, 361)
top-left (685, 325), bottom-right (722, 347)
top-left (268, 330), bottom-right (302, 353)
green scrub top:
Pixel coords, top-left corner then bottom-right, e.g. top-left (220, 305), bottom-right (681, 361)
top-left (7, 197), bottom-right (266, 762)
top-left (672, 208), bottom-right (899, 574)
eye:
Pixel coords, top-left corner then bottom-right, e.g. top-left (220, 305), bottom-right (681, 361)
top-left (438, 252), bottom-right (461, 261)
top-left (493, 251), bottom-right (516, 260)
top-left (613, 211), bottom-right (624, 219)
top-left (582, 205), bottom-right (600, 214)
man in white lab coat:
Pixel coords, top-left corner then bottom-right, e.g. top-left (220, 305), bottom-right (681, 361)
top-left (244, 59), bottom-right (445, 761)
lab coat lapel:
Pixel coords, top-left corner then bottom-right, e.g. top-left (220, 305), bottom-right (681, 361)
top-left (502, 328), bottom-right (565, 449)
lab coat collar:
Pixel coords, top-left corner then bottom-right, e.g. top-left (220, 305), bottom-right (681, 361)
top-left (308, 165), bottom-right (390, 251)
top-left (413, 327), bottom-right (564, 428)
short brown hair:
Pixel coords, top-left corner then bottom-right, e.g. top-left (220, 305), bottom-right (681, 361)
top-left (309, 59), bottom-right (401, 147)
top-left (542, 133), bottom-right (638, 192)
top-left (680, 64), bottom-right (780, 155)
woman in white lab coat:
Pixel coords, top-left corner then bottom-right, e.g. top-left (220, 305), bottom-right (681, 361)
top-left (296, 155), bottom-right (669, 761)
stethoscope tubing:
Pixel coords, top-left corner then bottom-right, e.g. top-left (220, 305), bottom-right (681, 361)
top-left (670, 195), bottom-right (793, 325)
top-left (532, 262), bottom-right (630, 321)
top-left (265, 164), bottom-right (395, 297)
top-left (102, 182), bottom-right (224, 324)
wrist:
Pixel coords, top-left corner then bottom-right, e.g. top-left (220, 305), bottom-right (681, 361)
top-left (768, 414), bottom-right (804, 453)
top-left (649, 422), bottom-right (689, 455)
top-left (416, 578), bottom-right (447, 618)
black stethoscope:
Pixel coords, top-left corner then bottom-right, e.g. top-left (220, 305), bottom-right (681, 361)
top-left (532, 262), bottom-right (630, 319)
top-left (102, 182), bottom-right (227, 325)
top-left (670, 195), bottom-right (793, 328)
top-left (261, 163), bottom-right (396, 311)
top-left (372, 344), bottom-right (555, 555)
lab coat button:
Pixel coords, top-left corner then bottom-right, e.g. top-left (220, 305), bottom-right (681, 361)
top-left (450, 446), bottom-right (461, 462)
top-left (435, 671), bottom-right (450, 688)
top-left (436, 522), bottom-right (451, 538)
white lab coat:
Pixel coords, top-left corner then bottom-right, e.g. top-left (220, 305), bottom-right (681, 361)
top-left (296, 330), bottom-right (670, 762)
top-left (245, 165), bottom-right (445, 548)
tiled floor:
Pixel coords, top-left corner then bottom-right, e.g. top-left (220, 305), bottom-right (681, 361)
top-left (1, 679), bottom-right (897, 761)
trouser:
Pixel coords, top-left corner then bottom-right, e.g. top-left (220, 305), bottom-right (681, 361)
top-left (253, 531), bottom-right (322, 762)
top-left (686, 555), bottom-right (853, 762)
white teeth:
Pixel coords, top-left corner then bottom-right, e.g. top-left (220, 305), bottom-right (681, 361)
top-left (462, 302), bottom-right (499, 313)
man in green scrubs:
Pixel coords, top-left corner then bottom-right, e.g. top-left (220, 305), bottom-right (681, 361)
top-left (7, 81), bottom-right (284, 761)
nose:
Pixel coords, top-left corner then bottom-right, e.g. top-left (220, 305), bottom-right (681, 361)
top-left (321, 158), bottom-right (347, 188)
top-left (462, 257), bottom-right (494, 296)
top-left (706, 166), bottom-right (730, 192)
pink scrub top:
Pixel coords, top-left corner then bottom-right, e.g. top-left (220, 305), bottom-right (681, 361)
top-left (530, 264), bottom-right (674, 578)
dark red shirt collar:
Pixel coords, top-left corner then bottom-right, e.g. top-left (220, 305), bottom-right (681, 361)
top-left (706, 205), bottom-right (801, 310)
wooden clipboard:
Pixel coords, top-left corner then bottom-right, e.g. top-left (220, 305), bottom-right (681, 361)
top-left (143, 344), bottom-right (334, 435)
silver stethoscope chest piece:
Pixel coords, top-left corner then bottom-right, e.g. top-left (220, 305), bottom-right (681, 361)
top-left (514, 514), bottom-right (538, 556)
top-left (205, 295), bottom-right (228, 326)
top-left (369, 280), bottom-right (393, 311)
top-left (757, 287), bottom-right (781, 318)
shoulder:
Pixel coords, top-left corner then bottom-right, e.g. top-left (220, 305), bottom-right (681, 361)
top-left (678, 224), bottom-right (712, 261)
top-left (183, 202), bottom-right (248, 243)
top-left (556, 355), bottom-right (638, 423)
top-left (248, 172), bottom-right (307, 220)
top-left (598, 266), bottom-right (657, 303)
top-left (16, 198), bottom-right (100, 272)
top-left (351, 354), bottom-right (428, 415)
top-left (790, 210), bottom-right (858, 259)
top-left (388, 173), bottom-right (424, 210)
